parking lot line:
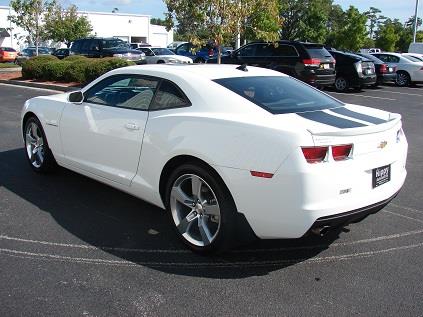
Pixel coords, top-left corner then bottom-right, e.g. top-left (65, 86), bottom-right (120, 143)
top-left (369, 90), bottom-right (423, 97)
top-left (329, 92), bottom-right (397, 101)
top-left (383, 210), bottom-right (423, 224)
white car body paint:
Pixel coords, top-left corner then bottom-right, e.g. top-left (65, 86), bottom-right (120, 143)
top-left (21, 64), bottom-right (408, 239)
top-left (372, 52), bottom-right (423, 82)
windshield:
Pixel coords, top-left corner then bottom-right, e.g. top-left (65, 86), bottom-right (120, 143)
top-left (214, 76), bottom-right (343, 114)
top-left (403, 55), bottom-right (422, 62)
top-left (102, 39), bottom-right (128, 49)
top-left (152, 48), bottom-right (175, 56)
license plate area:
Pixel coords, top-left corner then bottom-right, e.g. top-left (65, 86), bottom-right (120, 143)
top-left (372, 165), bottom-right (391, 188)
top-left (320, 63), bottom-right (330, 69)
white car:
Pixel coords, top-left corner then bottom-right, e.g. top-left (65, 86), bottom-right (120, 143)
top-left (138, 47), bottom-right (193, 64)
top-left (372, 52), bottom-right (423, 86)
top-left (21, 64), bottom-right (408, 253)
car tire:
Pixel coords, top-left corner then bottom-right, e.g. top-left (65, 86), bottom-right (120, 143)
top-left (334, 77), bottom-right (349, 92)
top-left (165, 162), bottom-right (237, 254)
top-left (24, 116), bottom-right (57, 173)
top-left (157, 60), bottom-right (165, 64)
top-left (194, 58), bottom-right (205, 64)
top-left (396, 71), bottom-right (411, 87)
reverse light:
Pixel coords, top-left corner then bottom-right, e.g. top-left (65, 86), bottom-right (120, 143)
top-left (332, 144), bottom-right (353, 161)
top-left (301, 146), bottom-right (328, 163)
top-left (303, 58), bottom-right (321, 67)
top-left (250, 171), bottom-right (274, 178)
top-left (354, 61), bottom-right (363, 77)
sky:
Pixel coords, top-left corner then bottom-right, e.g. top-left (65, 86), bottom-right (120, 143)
top-left (0, 0), bottom-right (421, 22)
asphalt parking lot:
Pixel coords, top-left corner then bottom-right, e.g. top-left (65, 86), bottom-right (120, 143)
top-left (0, 83), bottom-right (422, 316)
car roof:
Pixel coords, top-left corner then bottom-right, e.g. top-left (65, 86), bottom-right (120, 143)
top-left (113, 64), bottom-right (287, 80)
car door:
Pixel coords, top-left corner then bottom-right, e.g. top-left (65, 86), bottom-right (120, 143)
top-left (60, 74), bottom-right (159, 186)
top-left (140, 48), bottom-right (156, 63)
top-left (230, 44), bottom-right (258, 65)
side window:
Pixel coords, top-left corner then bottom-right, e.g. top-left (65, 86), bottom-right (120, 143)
top-left (238, 44), bottom-right (256, 57)
top-left (80, 40), bottom-right (91, 51)
top-left (150, 80), bottom-right (190, 111)
top-left (176, 43), bottom-right (190, 54)
top-left (71, 41), bottom-right (81, 52)
top-left (273, 45), bottom-right (298, 57)
top-left (84, 75), bottom-right (159, 110)
top-left (375, 54), bottom-right (387, 62)
top-left (389, 56), bottom-right (400, 63)
top-left (141, 48), bottom-right (154, 56)
top-left (255, 44), bottom-right (273, 57)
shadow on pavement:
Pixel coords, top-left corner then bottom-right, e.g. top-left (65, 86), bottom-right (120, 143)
top-left (0, 148), bottom-right (345, 278)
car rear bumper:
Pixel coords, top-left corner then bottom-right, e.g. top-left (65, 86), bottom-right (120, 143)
top-left (303, 74), bottom-right (336, 87)
top-left (378, 73), bottom-right (396, 83)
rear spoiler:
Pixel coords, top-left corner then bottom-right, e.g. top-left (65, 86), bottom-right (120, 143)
top-left (307, 113), bottom-right (402, 137)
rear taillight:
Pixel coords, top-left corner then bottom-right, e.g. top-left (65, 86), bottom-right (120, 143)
top-left (208, 49), bottom-right (214, 57)
top-left (301, 146), bottom-right (328, 163)
top-left (332, 144), bottom-right (353, 161)
top-left (303, 58), bottom-right (321, 67)
top-left (380, 64), bottom-right (388, 73)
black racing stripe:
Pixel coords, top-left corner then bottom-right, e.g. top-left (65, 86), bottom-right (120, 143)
top-left (330, 107), bottom-right (387, 125)
top-left (297, 111), bottom-right (368, 129)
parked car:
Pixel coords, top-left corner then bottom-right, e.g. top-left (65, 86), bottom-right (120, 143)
top-left (15, 47), bottom-right (50, 65)
top-left (0, 47), bottom-right (17, 63)
top-left (357, 53), bottom-right (396, 86)
top-left (138, 47), bottom-right (193, 64)
top-left (22, 64), bottom-right (408, 253)
top-left (167, 41), bottom-right (230, 63)
top-left (402, 52), bottom-right (423, 62)
top-left (52, 48), bottom-right (70, 59)
top-left (408, 42), bottom-right (423, 54)
top-left (372, 52), bottom-right (423, 87)
top-left (130, 43), bottom-right (151, 49)
top-left (27, 46), bottom-right (55, 54)
top-left (328, 50), bottom-right (376, 92)
top-left (209, 41), bottom-right (336, 88)
top-left (70, 38), bottom-right (146, 64)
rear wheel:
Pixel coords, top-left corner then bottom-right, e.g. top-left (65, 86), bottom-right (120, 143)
top-left (194, 58), bottom-right (205, 64)
top-left (157, 60), bottom-right (165, 64)
top-left (334, 77), bottom-right (349, 92)
top-left (165, 163), bottom-right (237, 253)
top-left (396, 71), bottom-right (411, 87)
top-left (24, 116), bottom-right (56, 173)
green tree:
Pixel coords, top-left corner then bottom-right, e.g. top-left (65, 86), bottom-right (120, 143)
top-left (375, 23), bottom-right (399, 52)
top-left (43, 2), bottom-right (92, 48)
top-left (164, 0), bottom-right (280, 63)
top-left (364, 7), bottom-right (386, 39)
top-left (332, 6), bottom-right (368, 51)
top-left (8, 0), bottom-right (48, 55)
top-left (280, 0), bottom-right (332, 43)
top-left (150, 17), bottom-right (167, 26)
top-left (325, 4), bottom-right (344, 47)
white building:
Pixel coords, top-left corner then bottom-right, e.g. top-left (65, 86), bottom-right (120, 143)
top-left (0, 6), bottom-right (173, 49)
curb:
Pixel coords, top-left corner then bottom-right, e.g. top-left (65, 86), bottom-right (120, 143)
top-left (0, 79), bottom-right (79, 92)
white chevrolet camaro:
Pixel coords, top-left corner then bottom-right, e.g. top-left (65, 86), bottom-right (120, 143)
top-left (22, 64), bottom-right (408, 253)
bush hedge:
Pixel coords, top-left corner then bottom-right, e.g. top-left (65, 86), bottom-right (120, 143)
top-left (22, 55), bottom-right (135, 83)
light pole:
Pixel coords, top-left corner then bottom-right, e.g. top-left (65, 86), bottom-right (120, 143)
top-left (413, 0), bottom-right (420, 43)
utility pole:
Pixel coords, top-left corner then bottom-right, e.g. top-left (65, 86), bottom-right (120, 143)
top-left (413, 0), bottom-right (420, 43)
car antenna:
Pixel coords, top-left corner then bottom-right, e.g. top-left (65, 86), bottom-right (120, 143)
top-left (236, 64), bottom-right (248, 72)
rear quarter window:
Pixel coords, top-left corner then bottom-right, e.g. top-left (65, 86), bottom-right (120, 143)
top-left (214, 76), bottom-right (343, 114)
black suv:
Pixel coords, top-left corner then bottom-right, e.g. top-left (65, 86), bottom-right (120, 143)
top-left (207, 41), bottom-right (336, 87)
top-left (70, 38), bottom-right (146, 64)
top-left (328, 50), bottom-right (376, 92)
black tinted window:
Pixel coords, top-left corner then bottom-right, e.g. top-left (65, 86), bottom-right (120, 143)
top-left (150, 80), bottom-right (190, 110)
top-left (71, 41), bottom-right (81, 51)
top-left (214, 76), bottom-right (343, 114)
top-left (273, 44), bottom-right (298, 57)
top-left (238, 44), bottom-right (256, 57)
top-left (304, 44), bottom-right (332, 59)
top-left (84, 75), bottom-right (159, 110)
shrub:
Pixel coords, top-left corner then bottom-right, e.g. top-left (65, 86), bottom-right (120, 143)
top-left (22, 55), bottom-right (134, 83)
top-left (22, 55), bottom-right (59, 79)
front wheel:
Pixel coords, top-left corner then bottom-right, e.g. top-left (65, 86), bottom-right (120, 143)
top-left (24, 116), bottom-right (56, 173)
top-left (165, 163), bottom-right (237, 253)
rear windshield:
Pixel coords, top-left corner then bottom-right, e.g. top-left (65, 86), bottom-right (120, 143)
top-left (214, 76), bottom-right (343, 114)
top-left (303, 44), bottom-right (332, 59)
top-left (403, 55), bottom-right (422, 62)
top-left (0, 47), bottom-right (16, 52)
top-left (359, 53), bottom-right (382, 63)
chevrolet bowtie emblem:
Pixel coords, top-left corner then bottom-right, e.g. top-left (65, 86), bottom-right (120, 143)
top-left (378, 141), bottom-right (388, 149)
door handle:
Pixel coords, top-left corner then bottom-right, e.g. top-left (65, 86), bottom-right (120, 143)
top-left (125, 123), bottom-right (140, 130)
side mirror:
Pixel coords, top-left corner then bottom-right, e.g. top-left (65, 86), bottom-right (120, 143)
top-left (68, 91), bottom-right (84, 104)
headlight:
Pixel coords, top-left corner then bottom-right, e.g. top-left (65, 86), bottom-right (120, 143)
top-left (113, 54), bottom-right (123, 58)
